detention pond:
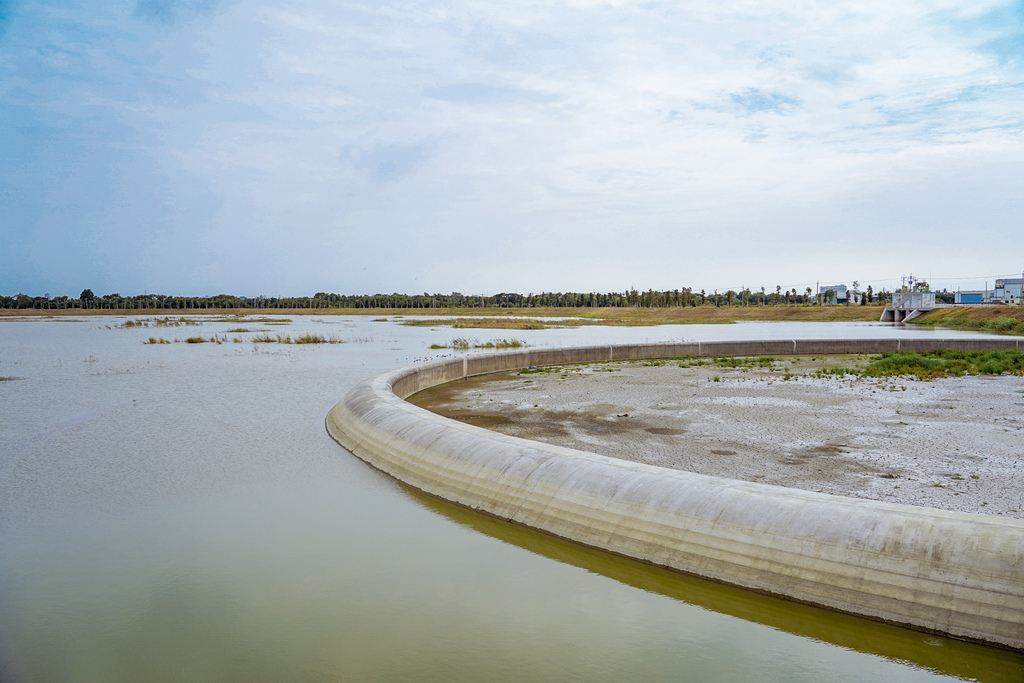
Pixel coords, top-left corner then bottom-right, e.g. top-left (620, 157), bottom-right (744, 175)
top-left (1, 316), bottom-right (1022, 682)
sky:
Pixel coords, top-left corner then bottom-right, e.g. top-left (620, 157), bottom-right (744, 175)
top-left (1, 0), bottom-right (1023, 298)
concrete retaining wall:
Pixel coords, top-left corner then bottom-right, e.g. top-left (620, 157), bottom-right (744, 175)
top-left (326, 338), bottom-right (1024, 650)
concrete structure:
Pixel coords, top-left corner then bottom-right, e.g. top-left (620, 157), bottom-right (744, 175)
top-left (880, 291), bottom-right (937, 322)
top-left (996, 278), bottom-right (1023, 303)
top-left (326, 339), bottom-right (1024, 651)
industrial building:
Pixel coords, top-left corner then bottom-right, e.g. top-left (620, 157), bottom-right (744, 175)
top-left (955, 278), bottom-right (1023, 304)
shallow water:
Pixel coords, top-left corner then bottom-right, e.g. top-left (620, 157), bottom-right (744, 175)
top-left (1, 316), bottom-right (1021, 682)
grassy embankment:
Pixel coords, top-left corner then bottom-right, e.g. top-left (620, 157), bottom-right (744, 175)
top-left (909, 307), bottom-right (1024, 336)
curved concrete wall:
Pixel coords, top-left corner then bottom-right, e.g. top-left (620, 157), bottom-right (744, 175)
top-left (326, 338), bottom-right (1024, 650)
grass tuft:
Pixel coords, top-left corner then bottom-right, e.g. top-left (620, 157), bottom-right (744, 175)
top-left (432, 337), bottom-right (526, 350)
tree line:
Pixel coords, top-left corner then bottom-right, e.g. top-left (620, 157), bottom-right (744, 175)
top-left (0, 286), bottom-right (908, 310)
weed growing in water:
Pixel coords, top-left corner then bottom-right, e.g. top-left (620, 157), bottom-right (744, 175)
top-left (476, 338), bottom-right (526, 349)
top-left (432, 337), bottom-right (525, 350)
top-left (143, 337), bottom-right (171, 344)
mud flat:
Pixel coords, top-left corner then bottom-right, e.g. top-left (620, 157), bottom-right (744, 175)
top-left (412, 356), bottom-right (1024, 519)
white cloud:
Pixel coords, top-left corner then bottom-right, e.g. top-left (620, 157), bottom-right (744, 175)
top-left (2, 0), bottom-right (1022, 294)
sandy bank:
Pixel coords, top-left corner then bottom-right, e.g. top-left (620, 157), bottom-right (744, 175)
top-left (411, 357), bottom-right (1024, 519)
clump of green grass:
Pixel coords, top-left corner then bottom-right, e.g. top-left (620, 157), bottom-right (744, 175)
top-left (866, 349), bottom-right (1024, 379)
top-left (152, 317), bottom-right (200, 327)
top-left (432, 337), bottom-right (526, 350)
top-left (0, 376), bottom-right (16, 381)
top-left (184, 335), bottom-right (227, 344)
top-left (475, 338), bottom-right (526, 349)
top-left (984, 317), bottom-right (1022, 333)
top-left (143, 337), bottom-right (171, 344)
top-left (813, 349), bottom-right (1024, 380)
top-left (252, 332), bottom-right (291, 343)
top-left (293, 332), bottom-right (326, 344)
top-left (714, 355), bottom-right (777, 369)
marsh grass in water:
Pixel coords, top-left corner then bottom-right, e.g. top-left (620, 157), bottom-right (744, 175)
top-left (431, 338), bottom-right (527, 350)
top-left (115, 317), bottom-right (202, 329)
top-left (143, 337), bottom-right (171, 344)
top-left (249, 331), bottom-right (361, 344)
top-left (208, 317), bottom-right (292, 324)
top-left (181, 334), bottom-right (229, 344)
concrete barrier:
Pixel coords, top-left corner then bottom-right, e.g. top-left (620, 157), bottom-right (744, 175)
top-left (326, 338), bottom-right (1024, 650)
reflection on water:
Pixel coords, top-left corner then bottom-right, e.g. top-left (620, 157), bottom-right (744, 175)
top-left (0, 317), bottom-right (1021, 682)
top-left (411, 489), bottom-right (1024, 682)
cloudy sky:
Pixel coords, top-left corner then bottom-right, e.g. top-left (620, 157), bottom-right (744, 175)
top-left (2, 0), bottom-right (1022, 297)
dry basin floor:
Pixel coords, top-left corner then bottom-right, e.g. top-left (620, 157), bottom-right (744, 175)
top-left (410, 355), bottom-right (1024, 519)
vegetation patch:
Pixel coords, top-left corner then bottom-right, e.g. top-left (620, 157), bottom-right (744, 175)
top-left (208, 317), bottom-right (292, 324)
top-left (912, 308), bottom-right (1024, 336)
top-left (294, 332), bottom-right (327, 344)
top-left (407, 317), bottom-right (553, 330)
top-left (143, 337), bottom-right (171, 344)
top-left (431, 337), bottom-right (527, 350)
top-left (816, 349), bottom-right (1024, 380)
top-left (113, 317), bottom-right (202, 328)
top-left (713, 355), bottom-right (778, 369)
